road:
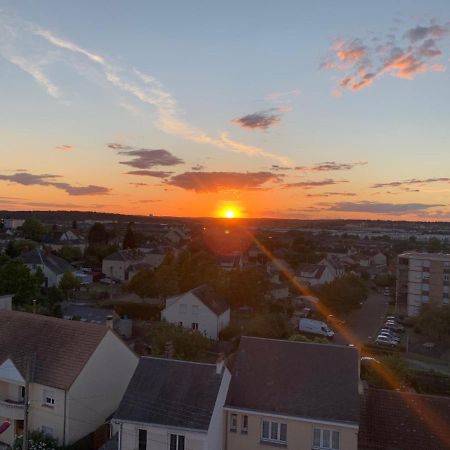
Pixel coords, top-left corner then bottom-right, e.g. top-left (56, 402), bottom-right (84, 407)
top-left (334, 290), bottom-right (389, 346)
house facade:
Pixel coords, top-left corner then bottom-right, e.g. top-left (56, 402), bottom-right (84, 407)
top-left (295, 263), bottom-right (335, 286)
top-left (161, 285), bottom-right (230, 339)
top-left (111, 357), bottom-right (231, 450)
top-left (19, 248), bottom-right (76, 287)
top-left (42, 229), bottom-right (86, 252)
top-left (224, 337), bottom-right (360, 450)
top-left (0, 310), bottom-right (138, 447)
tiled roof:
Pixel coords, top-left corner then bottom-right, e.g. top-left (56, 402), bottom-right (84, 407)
top-left (114, 357), bottom-right (222, 430)
top-left (0, 310), bottom-right (108, 390)
top-left (296, 263), bottom-right (327, 279)
top-left (226, 337), bottom-right (360, 424)
top-left (19, 248), bottom-right (73, 275)
top-left (359, 388), bottom-right (450, 450)
top-left (190, 284), bottom-right (229, 316)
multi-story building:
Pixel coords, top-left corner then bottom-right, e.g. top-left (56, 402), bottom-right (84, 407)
top-left (396, 252), bottom-right (450, 316)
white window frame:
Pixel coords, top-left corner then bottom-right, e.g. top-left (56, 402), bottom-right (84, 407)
top-left (192, 322), bottom-right (199, 331)
top-left (169, 433), bottom-right (185, 450)
top-left (230, 413), bottom-right (238, 432)
top-left (241, 414), bottom-right (248, 433)
top-left (313, 427), bottom-right (340, 450)
top-left (261, 420), bottom-right (287, 444)
top-left (43, 389), bottom-right (55, 407)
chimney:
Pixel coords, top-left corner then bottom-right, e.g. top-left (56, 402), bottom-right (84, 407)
top-left (106, 315), bottom-right (114, 330)
top-left (216, 353), bottom-right (225, 375)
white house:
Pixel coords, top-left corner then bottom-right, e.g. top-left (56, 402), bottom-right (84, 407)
top-left (42, 229), bottom-right (86, 252)
top-left (3, 219), bottom-right (25, 230)
top-left (371, 251), bottom-right (387, 267)
top-left (161, 285), bottom-right (230, 340)
top-left (109, 357), bottom-right (231, 450)
top-left (19, 248), bottom-right (76, 287)
top-left (102, 249), bottom-right (165, 282)
top-left (295, 263), bottom-right (335, 286)
top-left (319, 255), bottom-right (345, 278)
top-left (0, 310), bottom-right (138, 447)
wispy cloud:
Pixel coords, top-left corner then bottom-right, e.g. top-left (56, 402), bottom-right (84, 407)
top-left (321, 200), bottom-right (445, 214)
top-left (191, 164), bottom-right (205, 171)
top-left (231, 108), bottom-right (282, 131)
top-left (322, 19), bottom-right (449, 95)
top-left (296, 161), bottom-right (367, 171)
top-left (306, 191), bottom-right (356, 198)
top-left (166, 171), bottom-right (282, 193)
top-left (371, 177), bottom-right (450, 189)
top-left (0, 172), bottom-right (109, 196)
top-left (125, 170), bottom-right (173, 178)
top-left (5, 19), bottom-right (289, 164)
top-left (55, 144), bottom-right (73, 151)
top-left (108, 143), bottom-right (184, 169)
top-left (284, 179), bottom-right (349, 189)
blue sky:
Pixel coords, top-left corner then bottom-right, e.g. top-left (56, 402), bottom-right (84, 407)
top-left (0, 1), bottom-right (449, 219)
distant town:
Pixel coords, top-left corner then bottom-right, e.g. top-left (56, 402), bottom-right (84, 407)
top-left (0, 212), bottom-right (449, 450)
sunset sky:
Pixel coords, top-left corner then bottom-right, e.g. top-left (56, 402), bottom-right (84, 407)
top-left (1, 1), bottom-right (450, 220)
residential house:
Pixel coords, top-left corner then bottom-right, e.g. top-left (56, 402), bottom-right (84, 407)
top-left (269, 283), bottom-right (290, 300)
top-left (165, 227), bottom-right (188, 245)
top-left (0, 295), bottom-right (12, 311)
top-left (3, 219), bottom-right (25, 230)
top-left (19, 248), bottom-right (76, 287)
top-left (161, 285), bottom-right (230, 340)
top-left (359, 388), bottom-right (450, 450)
top-left (217, 253), bottom-right (243, 271)
top-left (224, 337), bottom-right (360, 450)
top-left (42, 229), bottom-right (86, 253)
top-left (319, 255), bottom-right (345, 278)
top-left (0, 310), bottom-right (138, 447)
top-left (62, 302), bottom-right (133, 339)
top-left (102, 250), bottom-right (163, 282)
top-left (295, 263), bottom-right (335, 286)
top-left (370, 251), bottom-right (387, 267)
top-left (110, 357), bottom-right (231, 450)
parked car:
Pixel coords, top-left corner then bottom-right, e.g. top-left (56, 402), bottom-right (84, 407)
top-left (380, 328), bottom-right (401, 339)
top-left (383, 287), bottom-right (391, 296)
top-left (298, 318), bottom-right (334, 339)
top-left (375, 335), bottom-right (398, 347)
top-left (385, 321), bottom-right (405, 332)
top-left (378, 331), bottom-right (400, 343)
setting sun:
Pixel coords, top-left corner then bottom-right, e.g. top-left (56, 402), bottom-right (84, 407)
top-left (224, 209), bottom-right (237, 219)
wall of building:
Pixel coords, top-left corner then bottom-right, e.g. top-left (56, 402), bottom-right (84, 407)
top-left (162, 292), bottom-right (227, 339)
top-left (67, 331), bottom-right (138, 445)
top-left (118, 421), bottom-right (207, 450)
top-left (206, 368), bottom-right (231, 450)
top-left (224, 410), bottom-right (358, 450)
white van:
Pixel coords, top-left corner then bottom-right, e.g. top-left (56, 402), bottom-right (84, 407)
top-left (298, 318), bottom-right (335, 339)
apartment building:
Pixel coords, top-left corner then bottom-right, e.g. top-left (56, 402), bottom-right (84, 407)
top-left (396, 252), bottom-right (450, 316)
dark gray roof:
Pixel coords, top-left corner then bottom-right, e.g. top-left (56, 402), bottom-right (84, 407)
top-left (190, 284), bottom-right (229, 316)
top-left (225, 336), bottom-right (360, 424)
top-left (103, 249), bottom-right (144, 262)
top-left (62, 303), bottom-right (116, 324)
top-left (114, 357), bottom-right (222, 430)
top-left (19, 248), bottom-right (73, 275)
top-left (0, 310), bottom-right (108, 390)
top-left (98, 434), bottom-right (118, 450)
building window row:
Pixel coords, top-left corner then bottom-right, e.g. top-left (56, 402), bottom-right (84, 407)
top-left (230, 413), bottom-right (248, 434)
top-left (137, 429), bottom-right (185, 450)
top-left (313, 427), bottom-right (340, 450)
top-left (261, 419), bottom-right (287, 444)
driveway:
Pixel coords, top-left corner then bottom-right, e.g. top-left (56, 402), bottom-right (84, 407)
top-left (334, 289), bottom-right (389, 346)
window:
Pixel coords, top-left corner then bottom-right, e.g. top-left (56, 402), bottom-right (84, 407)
top-left (261, 420), bottom-right (287, 444)
top-left (41, 426), bottom-right (54, 437)
top-left (313, 428), bottom-right (340, 450)
top-left (138, 429), bottom-right (147, 450)
top-left (241, 415), bottom-right (248, 433)
top-left (170, 434), bottom-right (185, 450)
top-left (230, 414), bottom-right (238, 432)
top-left (192, 322), bottom-right (199, 331)
top-left (43, 389), bottom-right (55, 406)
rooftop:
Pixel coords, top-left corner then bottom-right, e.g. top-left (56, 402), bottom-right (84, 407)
top-left (114, 357), bottom-right (223, 431)
top-left (0, 310), bottom-right (108, 390)
top-left (399, 252), bottom-right (450, 262)
top-left (225, 336), bottom-right (360, 424)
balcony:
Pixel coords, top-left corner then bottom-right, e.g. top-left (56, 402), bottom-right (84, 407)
top-left (0, 399), bottom-right (25, 420)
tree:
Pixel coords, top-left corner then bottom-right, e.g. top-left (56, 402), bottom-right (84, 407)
top-left (123, 223), bottom-right (137, 249)
top-left (127, 269), bottom-right (157, 298)
top-left (21, 218), bottom-right (46, 241)
top-left (59, 271), bottom-right (80, 300)
top-left (150, 321), bottom-right (210, 360)
top-left (72, 219), bottom-right (78, 230)
top-left (88, 222), bottom-right (109, 245)
top-left (315, 273), bottom-right (368, 315)
top-left (5, 239), bottom-right (37, 258)
top-left (58, 246), bottom-right (82, 262)
top-left (415, 304), bottom-right (450, 343)
top-left (0, 259), bottom-right (43, 305)
top-left (13, 430), bottom-right (59, 450)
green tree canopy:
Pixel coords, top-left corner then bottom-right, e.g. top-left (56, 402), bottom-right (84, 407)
top-left (21, 218), bottom-right (46, 241)
top-left (123, 223), bottom-right (137, 249)
top-left (88, 222), bottom-right (109, 245)
top-left (59, 271), bottom-right (80, 300)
